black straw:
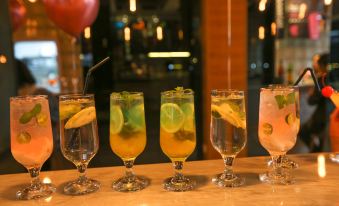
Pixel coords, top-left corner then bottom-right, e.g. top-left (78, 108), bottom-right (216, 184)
top-left (293, 67), bottom-right (321, 92)
top-left (82, 57), bottom-right (110, 94)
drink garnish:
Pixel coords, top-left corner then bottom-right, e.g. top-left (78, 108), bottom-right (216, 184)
top-left (321, 86), bottom-right (334, 98)
top-left (16, 131), bottom-right (31, 144)
top-left (64, 106), bottom-right (96, 129)
top-left (59, 103), bottom-right (82, 120)
top-left (285, 113), bottom-right (296, 125)
top-left (180, 103), bottom-right (195, 132)
top-left (262, 123), bottom-right (273, 135)
top-left (19, 103), bottom-right (42, 124)
top-left (160, 103), bottom-right (185, 133)
top-left (110, 105), bottom-right (124, 135)
top-left (211, 104), bottom-right (246, 129)
top-left (126, 104), bottom-right (145, 130)
top-left (274, 93), bottom-right (295, 109)
top-left (36, 113), bottom-right (48, 126)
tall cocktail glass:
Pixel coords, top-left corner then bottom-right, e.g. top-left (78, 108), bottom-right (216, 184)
top-left (10, 95), bottom-right (55, 200)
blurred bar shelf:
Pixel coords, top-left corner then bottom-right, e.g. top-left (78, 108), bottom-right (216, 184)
top-left (0, 153), bottom-right (338, 205)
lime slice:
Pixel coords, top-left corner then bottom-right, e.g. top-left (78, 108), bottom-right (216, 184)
top-left (285, 113), bottom-right (296, 125)
top-left (127, 104), bottom-right (145, 130)
top-left (65, 106), bottom-right (96, 129)
top-left (36, 113), bottom-right (48, 126)
top-left (59, 103), bottom-right (82, 120)
top-left (160, 103), bottom-right (185, 133)
top-left (262, 123), bottom-right (273, 135)
top-left (110, 105), bottom-right (124, 135)
top-left (180, 103), bottom-right (195, 132)
top-left (16, 131), bottom-right (31, 144)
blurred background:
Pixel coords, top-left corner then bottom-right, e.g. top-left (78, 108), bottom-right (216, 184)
top-left (0, 0), bottom-right (338, 174)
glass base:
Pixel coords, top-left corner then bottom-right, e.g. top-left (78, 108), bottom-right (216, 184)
top-left (267, 158), bottom-right (299, 169)
top-left (64, 178), bottom-right (100, 195)
top-left (329, 153), bottom-right (339, 163)
top-left (112, 175), bottom-right (149, 192)
top-left (212, 173), bottom-right (245, 187)
top-left (16, 183), bottom-right (56, 200)
top-left (163, 176), bottom-right (195, 192)
top-left (259, 171), bottom-right (294, 185)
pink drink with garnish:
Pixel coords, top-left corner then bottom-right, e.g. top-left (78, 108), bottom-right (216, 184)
top-left (258, 87), bottom-right (299, 156)
top-left (10, 96), bottom-right (53, 168)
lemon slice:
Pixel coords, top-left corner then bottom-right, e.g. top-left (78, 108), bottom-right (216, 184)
top-left (160, 103), bottom-right (185, 133)
top-left (180, 103), bottom-right (195, 132)
top-left (65, 106), bottom-right (96, 129)
top-left (110, 105), bottom-right (124, 135)
top-left (59, 103), bottom-right (82, 120)
top-left (212, 104), bottom-right (242, 128)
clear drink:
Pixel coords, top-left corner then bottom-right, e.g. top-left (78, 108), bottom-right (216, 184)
top-left (160, 87), bottom-right (196, 191)
top-left (59, 94), bottom-right (100, 195)
top-left (258, 86), bottom-right (298, 184)
top-left (110, 92), bottom-right (148, 192)
top-left (210, 90), bottom-right (247, 187)
top-left (10, 95), bottom-right (55, 200)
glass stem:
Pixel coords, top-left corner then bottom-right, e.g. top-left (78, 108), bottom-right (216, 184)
top-left (223, 156), bottom-right (235, 179)
top-left (271, 155), bottom-right (284, 177)
top-left (76, 163), bottom-right (88, 183)
top-left (173, 161), bottom-right (185, 182)
top-left (124, 160), bottom-right (135, 182)
top-left (28, 167), bottom-right (42, 189)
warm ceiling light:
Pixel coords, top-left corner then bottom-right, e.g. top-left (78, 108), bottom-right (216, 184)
top-left (28, 0), bottom-right (37, 3)
top-left (271, 22), bottom-right (276, 36)
top-left (324, 0), bottom-right (332, 5)
top-left (130, 0), bottom-right (136, 12)
top-left (0, 55), bottom-right (7, 64)
top-left (124, 27), bottom-right (131, 42)
top-left (298, 3), bottom-right (307, 19)
top-left (156, 26), bottom-right (163, 41)
top-left (259, 0), bottom-right (267, 12)
top-left (148, 52), bottom-right (190, 58)
top-left (259, 26), bottom-right (265, 40)
top-left (84, 27), bottom-right (91, 39)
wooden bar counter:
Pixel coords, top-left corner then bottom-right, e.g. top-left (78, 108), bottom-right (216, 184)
top-left (0, 153), bottom-right (338, 205)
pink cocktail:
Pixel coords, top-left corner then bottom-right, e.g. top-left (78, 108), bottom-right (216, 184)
top-left (10, 95), bottom-right (55, 200)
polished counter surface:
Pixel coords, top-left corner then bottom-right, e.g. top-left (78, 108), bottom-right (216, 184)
top-left (0, 153), bottom-right (338, 206)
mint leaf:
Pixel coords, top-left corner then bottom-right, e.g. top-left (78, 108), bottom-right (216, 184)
top-left (286, 93), bottom-right (295, 105)
top-left (274, 95), bottom-right (286, 109)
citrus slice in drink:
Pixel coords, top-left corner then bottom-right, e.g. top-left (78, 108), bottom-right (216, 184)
top-left (127, 104), bottom-right (145, 130)
top-left (180, 103), bottom-right (195, 132)
top-left (262, 123), bottom-right (273, 135)
top-left (16, 131), bottom-right (31, 144)
top-left (160, 103), bottom-right (185, 133)
top-left (110, 105), bottom-right (124, 135)
top-left (65, 106), bottom-right (96, 129)
top-left (285, 113), bottom-right (296, 125)
top-left (36, 113), bottom-right (48, 126)
top-left (212, 104), bottom-right (242, 128)
top-left (59, 103), bottom-right (82, 120)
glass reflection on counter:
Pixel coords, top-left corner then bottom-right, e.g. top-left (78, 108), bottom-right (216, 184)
top-left (317, 154), bottom-right (326, 178)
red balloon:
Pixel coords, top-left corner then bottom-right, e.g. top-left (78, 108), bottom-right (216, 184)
top-left (9, 0), bottom-right (27, 32)
top-left (42, 0), bottom-right (99, 37)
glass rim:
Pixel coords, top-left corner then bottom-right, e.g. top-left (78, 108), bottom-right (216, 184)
top-left (110, 91), bottom-right (144, 99)
top-left (59, 93), bottom-right (94, 99)
top-left (10, 95), bottom-right (48, 101)
top-left (211, 89), bottom-right (244, 94)
top-left (161, 89), bottom-right (194, 97)
top-left (261, 85), bottom-right (295, 92)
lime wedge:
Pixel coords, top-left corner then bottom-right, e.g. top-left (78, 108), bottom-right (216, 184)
top-left (127, 104), bottom-right (145, 130)
top-left (262, 123), bottom-right (273, 135)
top-left (65, 106), bottom-right (96, 129)
top-left (160, 103), bottom-right (185, 133)
top-left (110, 105), bottom-right (124, 135)
top-left (59, 103), bottom-right (82, 120)
top-left (36, 113), bottom-right (48, 126)
top-left (16, 131), bottom-right (31, 144)
top-left (212, 104), bottom-right (242, 128)
top-left (285, 113), bottom-right (296, 125)
top-left (180, 103), bottom-right (195, 132)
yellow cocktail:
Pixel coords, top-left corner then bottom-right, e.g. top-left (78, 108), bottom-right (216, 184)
top-left (160, 87), bottom-right (196, 191)
top-left (110, 92), bottom-right (148, 192)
